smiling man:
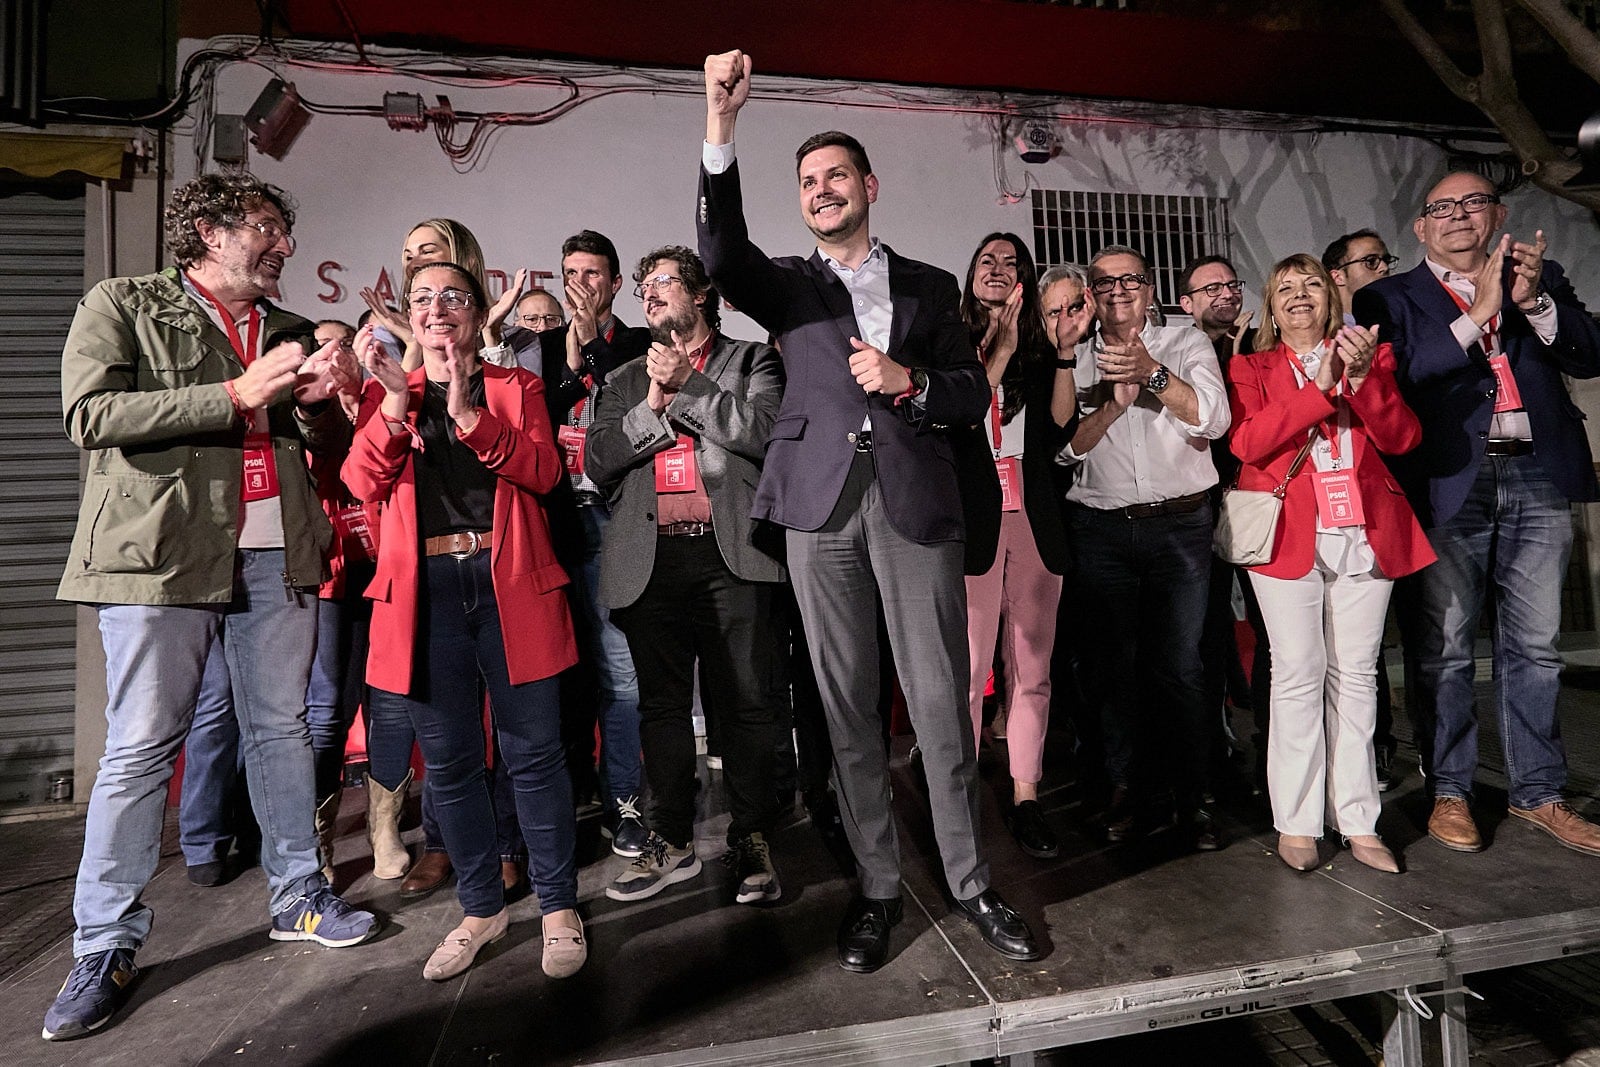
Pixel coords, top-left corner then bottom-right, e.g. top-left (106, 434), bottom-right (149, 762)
top-left (1061, 245), bottom-right (1231, 853)
top-left (47, 174), bottom-right (372, 1041)
top-left (585, 245), bottom-right (786, 906)
top-left (697, 48), bottom-right (1039, 973)
top-left (1354, 171), bottom-right (1600, 859)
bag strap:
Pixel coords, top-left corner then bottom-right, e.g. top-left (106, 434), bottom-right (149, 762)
top-left (1271, 431), bottom-right (1317, 499)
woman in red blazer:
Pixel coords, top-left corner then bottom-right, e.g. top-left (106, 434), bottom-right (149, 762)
top-left (1228, 253), bottom-right (1435, 875)
top-left (345, 263), bottom-right (583, 982)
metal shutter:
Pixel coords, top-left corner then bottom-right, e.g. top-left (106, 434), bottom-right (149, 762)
top-left (0, 188), bottom-right (84, 811)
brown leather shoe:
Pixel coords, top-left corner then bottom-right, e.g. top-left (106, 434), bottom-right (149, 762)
top-left (401, 851), bottom-right (453, 899)
top-left (1428, 796), bottom-right (1484, 853)
top-left (1508, 801), bottom-right (1600, 857)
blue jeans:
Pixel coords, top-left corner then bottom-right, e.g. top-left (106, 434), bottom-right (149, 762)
top-left (573, 503), bottom-right (642, 808)
top-left (1066, 501), bottom-right (1214, 806)
top-left (1420, 454), bottom-right (1571, 809)
top-left (177, 635), bottom-right (257, 867)
top-left (369, 552), bottom-right (576, 916)
top-left (75, 549), bottom-right (322, 956)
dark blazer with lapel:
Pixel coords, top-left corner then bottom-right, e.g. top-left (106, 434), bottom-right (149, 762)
top-left (1227, 342), bottom-right (1435, 581)
top-left (584, 333), bottom-right (787, 610)
top-left (1352, 259), bottom-right (1600, 528)
top-left (697, 160), bottom-right (996, 556)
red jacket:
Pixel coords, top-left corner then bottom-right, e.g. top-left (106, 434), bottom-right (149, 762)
top-left (1227, 342), bottom-right (1436, 581)
top-left (341, 363), bottom-right (577, 695)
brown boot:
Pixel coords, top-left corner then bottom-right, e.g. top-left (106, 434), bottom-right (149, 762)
top-left (314, 792), bottom-right (340, 885)
top-left (367, 769), bottom-right (413, 880)
top-left (1508, 801), bottom-right (1600, 857)
top-left (402, 851), bottom-right (453, 899)
top-left (1427, 796), bottom-right (1484, 853)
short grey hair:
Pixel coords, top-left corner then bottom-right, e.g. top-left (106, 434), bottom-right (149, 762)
top-left (1089, 244), bottom-right (1150, 275)
top-left (1038, 264), bottom-right (1088, 298)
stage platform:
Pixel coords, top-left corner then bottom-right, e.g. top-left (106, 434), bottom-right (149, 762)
top-left (3, 734), bottom-right (1598, 1067)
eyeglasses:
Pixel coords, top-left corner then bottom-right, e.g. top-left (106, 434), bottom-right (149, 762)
top-left (634, 274), bottom-right (686, 300)
top-left (518, 312), bottom-right (564, 328)
top-left (233, 218), bottom-right (296, 252)
top-left (1089, 273), bottom-right (1150, 295)
top-left (407, 288), bottom-right (475, 311)
top-left (1419, 193), bottom-right (1500, 219)
top-left (1183, 280), bottom-right (1245, 299)
top-left (1336, 253), bottom-right (1400, 272)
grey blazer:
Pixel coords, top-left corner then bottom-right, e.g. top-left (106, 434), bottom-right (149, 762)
top-left (585, 332), bottom-right (787, 609)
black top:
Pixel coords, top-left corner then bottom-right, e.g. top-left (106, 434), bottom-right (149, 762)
top-left (414, 372), bottom-right (495, 538)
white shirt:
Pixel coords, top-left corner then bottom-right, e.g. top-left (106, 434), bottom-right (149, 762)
top-left (1425, 256), bottom-right (1557, 441)
top-left (984, 385), bottom-right (1026, 459)
top-left (1061, 321), bottom-right (1230, 509)
top-left (1288, 344), bottom-right (1376, 576)
top-left (181, 273), bottom-right (284, 550)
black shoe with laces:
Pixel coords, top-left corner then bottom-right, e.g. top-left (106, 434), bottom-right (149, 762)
top-left (1006, 800), bottom-right (1060, 859)
top-left (724, 832), bottom-right (781, 904)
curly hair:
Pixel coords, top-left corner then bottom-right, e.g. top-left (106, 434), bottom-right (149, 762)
top-left (634, 245), bottom-right (721, 332)
top-left (165, 173), bottom-right (295, 269)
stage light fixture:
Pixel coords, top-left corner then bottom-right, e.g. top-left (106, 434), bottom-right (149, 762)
top-left (245, 79), bottom-right (310, 160)
top-left (1564, 111), bottom-right (1600, 191)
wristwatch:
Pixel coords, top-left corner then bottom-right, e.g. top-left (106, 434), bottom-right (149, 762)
top-left (908, 368), bottom-right (929, 396)
top-left (1055, 357), bottom-right (1077, 369)
top-left (1521, 290), bottom-right (1552, 316)
top-left (1145, 363), bottom-right (1171, 394)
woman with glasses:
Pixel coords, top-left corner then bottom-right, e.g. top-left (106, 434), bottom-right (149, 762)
top-left (345, 262), bottom-right (586, 980)
top-left (1226, 254), bottom-right (1434, 874)
top-left (957, 234), bottom-right (1093, 858)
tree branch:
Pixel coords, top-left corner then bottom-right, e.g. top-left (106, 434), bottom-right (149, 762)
top-left (1515, 0), bottom-right (1600, 85)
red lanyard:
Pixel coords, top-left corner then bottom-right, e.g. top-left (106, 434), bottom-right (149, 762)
top-left (989, 390), bottom-right (1004, 458)
top-left (1437, 276), bottom-right (1499, 356)
top-left (1286, 349), bottom-right (1342, 464)
top-left (568, 321), bottom-right (621, 424)
top-left (186, 275), bottom-right (261, 366)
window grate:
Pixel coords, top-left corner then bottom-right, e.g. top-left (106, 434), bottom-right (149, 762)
top-left (1031, 188), bottom-right (1232, 312)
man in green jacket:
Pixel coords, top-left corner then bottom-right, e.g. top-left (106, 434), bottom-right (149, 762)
top-left (44, 173), bottom-right (374, 1043)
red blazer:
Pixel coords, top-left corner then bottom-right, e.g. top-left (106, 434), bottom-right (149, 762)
top-left (342, 363), bottom-right (578, 695)
top-left (1227, 342), bottom-right (1436, 581)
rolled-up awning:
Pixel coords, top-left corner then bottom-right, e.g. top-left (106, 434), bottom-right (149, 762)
top-left (0, 132), bottom-right (128, 180)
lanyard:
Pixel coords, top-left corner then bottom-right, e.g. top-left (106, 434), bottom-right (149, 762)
top-left (186, 275), bottom-right (262, 366)
top-left (989, 389), bottom-right (1004, 458)
top-left (567, 321), bottom-right (621, 425)
top-left (1436, 276), bottom-right (1499, 356)
top-left (1285, 348), bottom-right (1343, 465)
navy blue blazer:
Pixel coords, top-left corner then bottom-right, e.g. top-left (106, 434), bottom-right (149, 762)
top-left (1352, 259), bottom-right (1600, 528)
top-left (697, 160), bottom-right (996, 558)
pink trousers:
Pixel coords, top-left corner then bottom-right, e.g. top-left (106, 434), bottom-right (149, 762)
top-left (965, 507), bottom-right (1063, 783)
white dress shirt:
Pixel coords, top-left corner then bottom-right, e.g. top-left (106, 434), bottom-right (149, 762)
top-left (1061, 321), bottom-right (1230, 509)
top-left (1425, 256), bottom-right (1557, 441)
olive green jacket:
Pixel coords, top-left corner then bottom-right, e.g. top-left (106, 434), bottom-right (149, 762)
top-left (57, 267), bottom-right (336, 605)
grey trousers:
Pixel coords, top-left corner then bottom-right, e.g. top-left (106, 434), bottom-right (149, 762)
top-left (787, 449), bottom-right (990, 901)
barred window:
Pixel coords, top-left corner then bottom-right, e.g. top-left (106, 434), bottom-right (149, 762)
top-left (1031, 189), bottom-right (1232, 313)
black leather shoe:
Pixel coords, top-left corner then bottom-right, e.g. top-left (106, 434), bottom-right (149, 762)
top-left (837, 896), bottom-right (903, 973)
top-left (1186, 808), bottom-right (1227, 852)
top-left (955, 889), bottom-right (1043, 961)
top-left (1102, 786), bottom-right (1135, 843)
top-left (187, 861), bottom-right (225, 887)
top-left (1006, 800), bottom-right (1060, 859)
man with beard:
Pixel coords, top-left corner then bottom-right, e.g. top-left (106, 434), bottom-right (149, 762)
top-left (697, 49), bottom-right (1041, 973)
top-left (46, 173), bottom-right (373, 1041)
top-left (585, 245), bottom-right (787, 904)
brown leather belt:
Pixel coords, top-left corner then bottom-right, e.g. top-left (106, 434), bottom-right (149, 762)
top-left (1118, 490), bottom-right (1209, 519)
top-left (658, 521), bottom-right (712, 537)
top-left (1484, 439), bottom-right (1534, 457)
top-left (425, 530), bottom-right (493, 558)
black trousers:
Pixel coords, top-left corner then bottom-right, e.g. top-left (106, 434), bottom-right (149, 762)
top-left (611, 534), bottom-right (780, 848)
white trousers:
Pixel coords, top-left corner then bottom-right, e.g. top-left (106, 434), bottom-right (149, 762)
top-left (1249, 564), bottom-right (1392, 837)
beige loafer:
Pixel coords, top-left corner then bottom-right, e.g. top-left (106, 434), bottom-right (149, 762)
top-left (1348, 835), bottom-right (1401, 873)
top-left (541, 913), bottom-right (587, 979)
top-left (423, 909), bottom-right (508, 981)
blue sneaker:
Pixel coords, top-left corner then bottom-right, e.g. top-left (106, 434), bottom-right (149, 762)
top-left (42, 948), bottom-right (138, 1040)
top-left (270, 887), bottom-right (378, 948)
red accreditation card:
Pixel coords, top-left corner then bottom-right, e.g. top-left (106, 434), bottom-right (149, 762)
top-left (995, 457), bottom-right (1022, 512)
top-left (654, 435), bottom-right (699, 493)
top-left (334, 504), bottom-right (378, 562)
top-left (1313, 470), bottom-right (1365, 528)
top-left (240, 431), bottom-right (280, 501)
top-left (557, 425), bottom-right (586, 475)
top-left (1488, 355), bottom-right (1525, 413)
